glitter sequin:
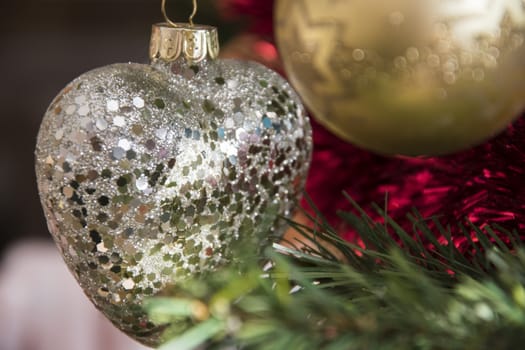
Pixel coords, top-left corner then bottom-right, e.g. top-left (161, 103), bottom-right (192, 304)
top-left (107, 100), bottom-right (119, 112)
top-left (78, 105), bottom-right (90, 116)
top-left (66, 105), bottom-right (77, 115)
top-left (135, 176), bottom-right (149, 191)
top-left (112, 147), bottom-right (126, 160)
top-left (113, 116), bottom-right (126, 127)
top-left (133, 97), bottom-right (145, 109)
top-left (96, 118), bottom-right (108, 130)
top-left (55, 129), bottom-right (64, 140)
top-left (118, 139), bottom-right (132, 151)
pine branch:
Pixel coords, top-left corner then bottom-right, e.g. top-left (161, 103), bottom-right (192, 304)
top-left (146, 196), bottom-right (525, 350)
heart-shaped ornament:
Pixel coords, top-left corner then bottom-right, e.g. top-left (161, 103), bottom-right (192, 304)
top-left (35, 24), bottom-right (312, 346)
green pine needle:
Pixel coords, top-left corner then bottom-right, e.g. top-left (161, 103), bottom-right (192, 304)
top-left (158, 318), bottom-right (224, 350)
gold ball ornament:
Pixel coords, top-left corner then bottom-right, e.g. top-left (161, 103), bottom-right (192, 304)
top-left (275, 0), bottom-right (525, 155)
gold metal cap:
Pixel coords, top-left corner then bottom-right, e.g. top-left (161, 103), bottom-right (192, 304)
top-left (149, 23), bottom-right (220, 63)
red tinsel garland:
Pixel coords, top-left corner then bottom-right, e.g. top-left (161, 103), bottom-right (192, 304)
top-left (307, 116), bottom-right (525, 249)
top-left (217, 0), bottom-right (274, 36)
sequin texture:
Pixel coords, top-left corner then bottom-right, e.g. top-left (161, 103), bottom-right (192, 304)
top-left (35, 60), bottom-right (312, 346)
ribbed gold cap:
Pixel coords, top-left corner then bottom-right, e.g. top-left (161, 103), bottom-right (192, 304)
top-left (149, 23), bottom-right (220, 63)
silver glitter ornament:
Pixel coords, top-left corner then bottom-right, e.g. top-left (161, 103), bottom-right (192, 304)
top-left (35, 23), bottom-right (312, 346)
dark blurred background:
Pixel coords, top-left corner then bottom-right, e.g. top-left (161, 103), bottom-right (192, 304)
top-left (0, 0), bottom-right (241, 256)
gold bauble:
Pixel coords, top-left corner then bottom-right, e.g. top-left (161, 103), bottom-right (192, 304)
top-left (275, 0), bottom-right (525, 155)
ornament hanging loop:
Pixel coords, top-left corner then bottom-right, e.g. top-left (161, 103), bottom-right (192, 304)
top-left (162, 0), bottom-right (198, 27)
